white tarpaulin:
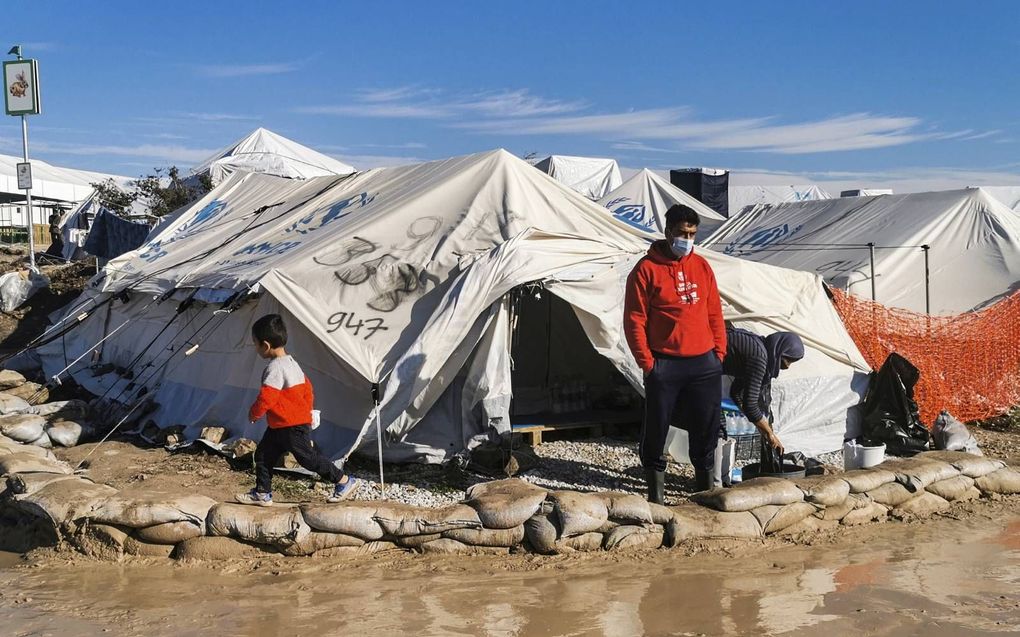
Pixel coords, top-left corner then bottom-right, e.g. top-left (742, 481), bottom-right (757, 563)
top-left (729, 184), bottom-right (830, 217)
top-left (597, 169), bottom-right (726, 240)
top-left (190, 128), bottom-right (355, 186)
top-left (533, 155), bottom-right (622, 200)
top-left (40, 150), bottom-right (868, 462)
top-left (704, 187), bottom-right (1020, 314)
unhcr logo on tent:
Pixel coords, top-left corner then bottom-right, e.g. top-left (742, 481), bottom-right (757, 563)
top-left (606, 198), bottom-right (654, 232)
top-left (723, 223), bottom-right (802, 256)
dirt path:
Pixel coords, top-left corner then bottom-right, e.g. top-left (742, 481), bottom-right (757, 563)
top-left (1, 497), bottom-right (1019, 636)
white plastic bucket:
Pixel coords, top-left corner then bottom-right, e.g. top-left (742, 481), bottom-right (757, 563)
top-left (858, 443), bottom-right (886, 468)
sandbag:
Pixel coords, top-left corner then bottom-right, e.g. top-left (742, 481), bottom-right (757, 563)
top-left (206, 503), bottom-right (310, 547)
top-left (4, 382), bottom-right (47, 405)
top-left (917, 451), bottom-right (1005, 478)
top-left (0, 440), bottom-right (53, 459)
top-left (648, 502), bottom-right (675, 526)
top-left (372, 502), bottom-right (481, 537)
top-left (603, 524), bottom-right (664, 551)
top-left (668, 503), bottom-right (762, 541)
top-left (750, 502), bottom-right (817, 535)
top-left (0, 370), bottom-right (26, 390)
top-left (13, 478), bottom-right (117, 527)
top-left (891, 492), bottom-right (950, 519)
top-left (0, 393), bottom-right (31, 414)
top-left (594, 492), bottom-right (653, 524)
top-left (124, 535), bottom-right (175, 558)
top-left (550, 491), bottom-right (609, 537)
top-left (45, 420), bottom-right (83, 447)
top-left (932, 411), bottom-right (980, 454)
top-left (31, 399), bottom-right (90, 420)
top-left (300, 501), bottom-right (385, 541)
top-left (812, 494), bottom-right (861, 522)
top-left (974, 467), bottom-right (1020, 495)
top-left (90, 492), bottom-right (216, 528)
top-left (925, 475), bottom-right (976, 501)
top-left (793, 476), bottom-right (851, 507)
top-left (27, 432), bottom-right (52, 449)
top-left (691, 477), bottom-right (803, 512)
top-left (0, 413), bottom-right (45, 443)
top-left (443, 525), bottom-right (525, 548)
top-left (134, 521), bottom-right (205, 545)
top-left (0, 453), bottom-right (71, 476)
top-left (464, 479), bottom-right (548, 530)
top-left (841, 502), bottom-right (888, 526)
top-left (279, 531), bottom-right (365, 557)
top-left (879, 458), bottom-right (959, 490)
top-left (841, 468), bottom-right (897, 493)
top-left (417, 538), bottom-right (509, 556)
top-left (555, 532), bottom-right (604, 552)
top-left (171, 536), bottom-right (278, 561)
top-left (393, 533), bottom-right (443, 549)
top-left (74, 523), bottom-right (128, 560)
top-left (865, 482), bottom-right (916, 507)
top-left (311, 540), bottom-right (400, 558)
top-left (5, 471), bottom-right (76, 495)
top-left (777, 515), bottom-right (840, 536)
top-left (524, 506), bottom-right (559, 554)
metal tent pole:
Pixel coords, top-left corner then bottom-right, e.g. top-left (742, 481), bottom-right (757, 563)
top-left (922, 245), bottom-right (931, 314)
top-left (868, 242), bottom-right (876, 301)
top-left (372, 383), bottom-right (386, 498)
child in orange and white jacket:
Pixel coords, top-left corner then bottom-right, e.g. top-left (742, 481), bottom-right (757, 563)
top-left (235, 314), bottom-right (360, 506)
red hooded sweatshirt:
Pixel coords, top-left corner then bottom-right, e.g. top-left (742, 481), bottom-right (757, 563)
top-left (624, 240), bottom-right (726, 374)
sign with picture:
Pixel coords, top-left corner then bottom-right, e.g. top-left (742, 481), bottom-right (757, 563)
top-left (16, 162), bottom-right (31, 190)
top-left (4, 59), bottom-right (41, 115)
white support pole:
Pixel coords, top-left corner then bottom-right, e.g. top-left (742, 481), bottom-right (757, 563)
top-left (372, 382), bottom-right (385, 499)
top-left (21, 114), bottom-right (35, 270)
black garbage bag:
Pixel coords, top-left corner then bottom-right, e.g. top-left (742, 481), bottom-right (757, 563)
top-left (860, 353), bottom-right (930, 456)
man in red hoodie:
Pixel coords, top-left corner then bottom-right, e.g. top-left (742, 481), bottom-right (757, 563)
top-left (625, 204), bottom-right (726, 503)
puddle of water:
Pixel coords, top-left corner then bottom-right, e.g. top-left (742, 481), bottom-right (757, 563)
top-left (1, 515), bottom-right (1018, 637)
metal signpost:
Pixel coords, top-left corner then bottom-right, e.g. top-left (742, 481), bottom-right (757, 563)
top-left (4, 46), bottom-right (41, 269)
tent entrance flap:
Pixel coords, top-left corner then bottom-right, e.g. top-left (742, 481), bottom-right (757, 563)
top-left (508, 286), bottom-right (641, 431)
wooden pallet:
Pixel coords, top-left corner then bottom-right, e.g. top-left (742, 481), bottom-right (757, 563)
top-left (511, 411), bottom-right (639, 446)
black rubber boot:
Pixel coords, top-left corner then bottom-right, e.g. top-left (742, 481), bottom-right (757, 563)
top-left (693, 468), bottom-right (712, 492)
top-left (646, 469), bottom-right (665, 505)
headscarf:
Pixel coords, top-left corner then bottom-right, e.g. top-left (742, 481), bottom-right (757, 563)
top-left (763, 331), bottom-right (805, 379)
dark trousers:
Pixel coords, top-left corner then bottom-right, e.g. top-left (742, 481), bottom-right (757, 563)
top-left (255, 424), bottom-right (343, 493)
top-left (641, 351), bottom-right (722, 473)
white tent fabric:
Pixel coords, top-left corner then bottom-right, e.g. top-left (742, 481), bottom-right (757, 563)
top-left (40, 150), bottom-right (868, 462)
top-left (840, 189), bottom-right (893, 197)
top-left (704, 188), bottom-right (1020, 314)
top-left (190, 128), bottom-right (356, 186)
top-left (533, 155), bottom-right (622, 200)
top-left (729, 184), bottom-right (830, 217)
top-left (59, 192), bottom-right (150, 261)
top-left (597, 169), bottom-right (727, 240)
top-left (983, 186), bottom-right (1020, 214)
top-left (0, 153), bottom-right (132, 205)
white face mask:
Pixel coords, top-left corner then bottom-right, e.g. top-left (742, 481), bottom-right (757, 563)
top-left (670, 236), bottom-right (694, 257)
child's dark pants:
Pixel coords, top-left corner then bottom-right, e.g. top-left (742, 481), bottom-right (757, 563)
top-left (255, 424), bottom-right (342, 493)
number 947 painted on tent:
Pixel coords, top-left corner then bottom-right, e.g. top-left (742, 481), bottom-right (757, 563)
top-left (4, 59), bottom-right (41, 116)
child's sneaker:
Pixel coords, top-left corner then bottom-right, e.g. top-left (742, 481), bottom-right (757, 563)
top-left (327, 477), bottom-right (361, 502)
top-left (235, 489), bottom-right (273, 507)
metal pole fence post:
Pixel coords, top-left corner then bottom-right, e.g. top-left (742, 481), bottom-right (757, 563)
top-left (922, 245), bottom-right (931, 315)
top-left (868, 242), bottom-right (876, 301)
top-left (21, 114), bottom-right (35, 269)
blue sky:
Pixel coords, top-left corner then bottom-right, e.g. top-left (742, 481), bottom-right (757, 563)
top-left (1, 1), bottom-right (1018, 191)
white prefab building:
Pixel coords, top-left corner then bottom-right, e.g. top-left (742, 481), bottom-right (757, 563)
top-left (598, 169), bottom-right (727, 240)
top-left (533, 155), bottom-right (623, 200)
top-left (40, 150), bottom-right (869, 463)
top-left (704, 187), bottom-right (1020, 314)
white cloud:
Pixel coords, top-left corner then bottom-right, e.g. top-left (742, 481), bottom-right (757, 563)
top-left (172, 112), bottom-right (261, 122)
top-left (8, 140), bottom-right (217, 163)
top-left (296, 87), bottom-right (585, 120)
top-left (196, 62), bottom-right (299, 78)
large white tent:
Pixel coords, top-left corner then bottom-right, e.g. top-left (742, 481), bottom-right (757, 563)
top-left (704, 187), bottom-right (1020, 314)
top-left (39, 150), bottom-right (868, 463)
top-left (190, 127), bottom-right (356, 186)
top-left (533, 155), bottom-right (623, 200)
top-left (597, 169), bottom-right (727, 240)
top-left (728, 184), bottom-right (831, 217)
top-left (983, 186), bottom-right (1020, 214)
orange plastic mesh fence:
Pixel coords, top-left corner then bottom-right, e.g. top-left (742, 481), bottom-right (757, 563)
top-left (831, 289), bottom-right (1020, 425)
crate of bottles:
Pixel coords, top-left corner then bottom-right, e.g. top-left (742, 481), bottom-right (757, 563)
top-left (723, 407), bottom-right (761, 463)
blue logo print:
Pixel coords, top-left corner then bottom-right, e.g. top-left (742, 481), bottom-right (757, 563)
top-left (723, 223), bottom-right (802, 255)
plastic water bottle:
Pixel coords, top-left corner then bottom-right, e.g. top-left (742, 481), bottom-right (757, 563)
top-left (724, 414), bottom-right (736, 436)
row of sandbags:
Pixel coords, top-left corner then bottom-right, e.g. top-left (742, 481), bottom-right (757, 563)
top-left (0, 370), bottom-right (90, 449)
top-left (1, 433), bottom-right (1019, 560)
